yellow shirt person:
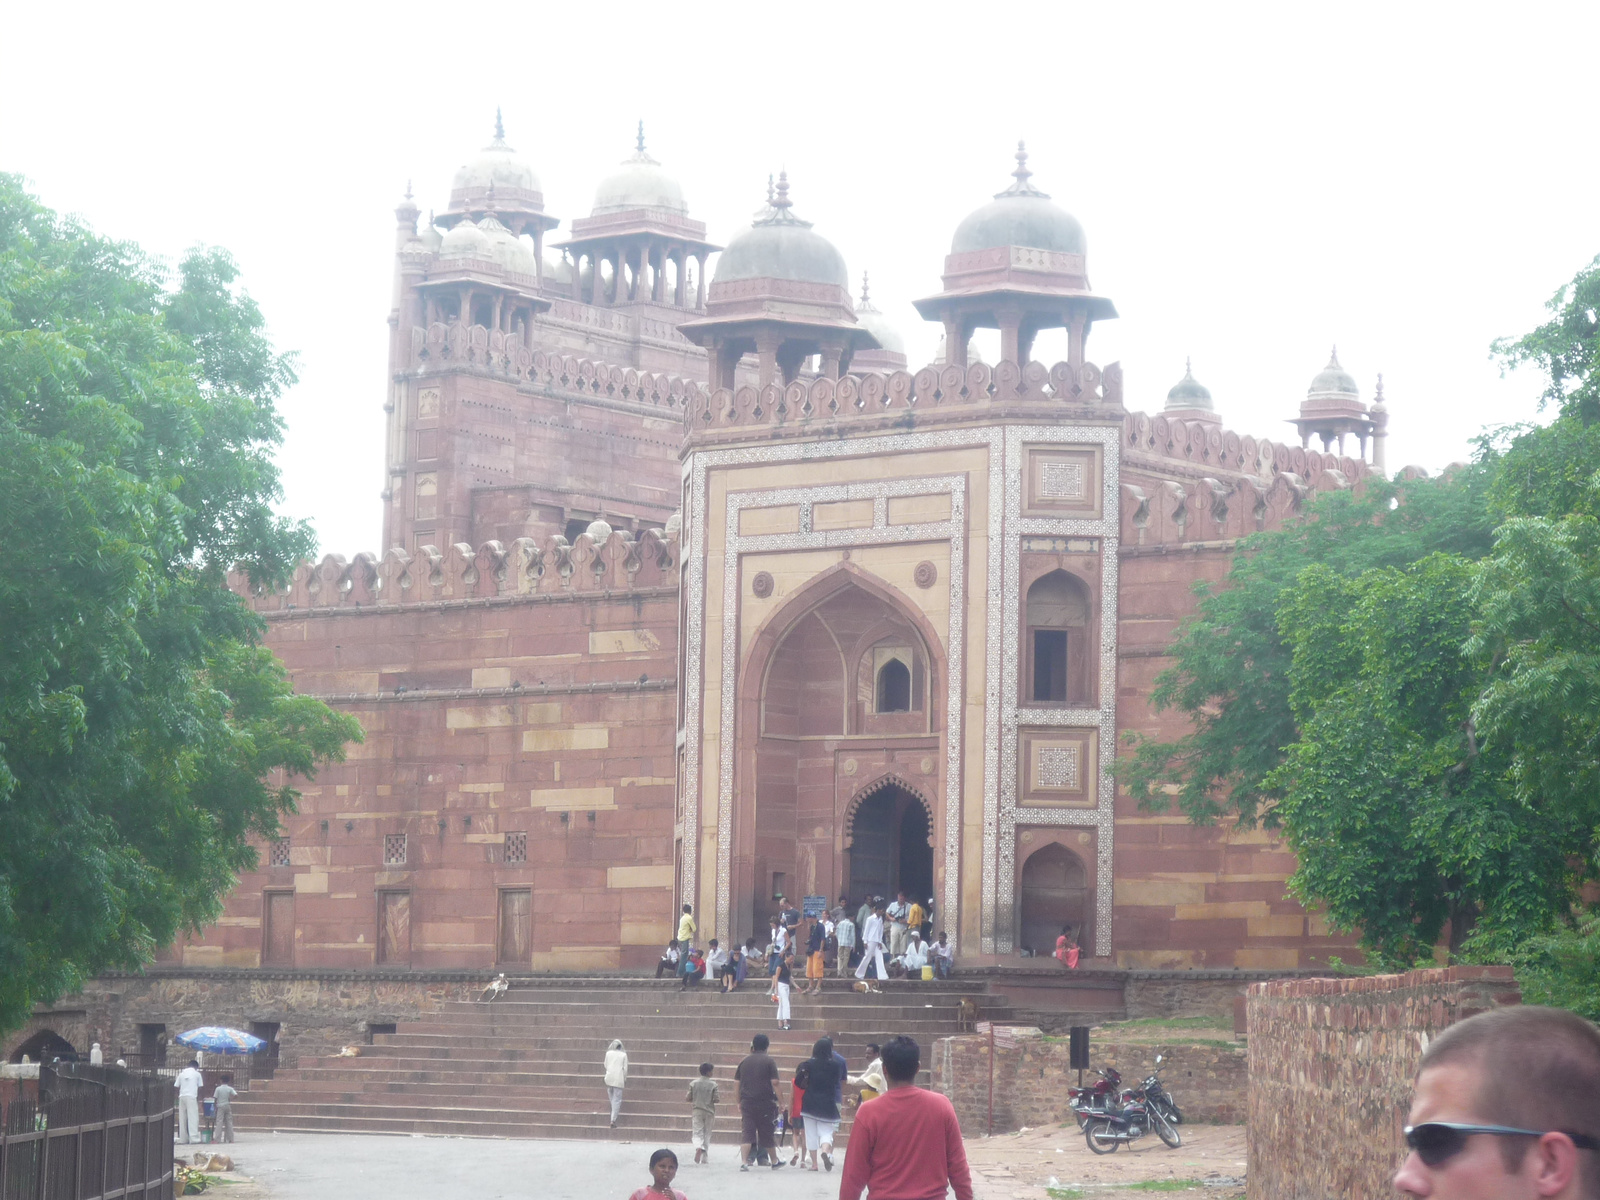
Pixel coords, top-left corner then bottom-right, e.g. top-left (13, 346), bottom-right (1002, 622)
top-left (677, 905), bottom-right (697, 946)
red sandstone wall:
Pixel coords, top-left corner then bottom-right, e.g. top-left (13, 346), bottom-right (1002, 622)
top-left (1246, 966), bottom-right (1521, 1200)
top-left (932, 1026), bottom-right (1246, 1134)
top-left (167, 587), bottom-right (681, 972)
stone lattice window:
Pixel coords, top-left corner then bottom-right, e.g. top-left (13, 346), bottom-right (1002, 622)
top-left (504, 832), bottom-right (527, 864)
top-left (1039, 460), bottom-right (1086, 500)
top-left (269, 838), bottom-right (291, 868)
top-left (1038, 745), bottom-right (1081, 790)
top-left (383, 833), bottom-right (407, 866)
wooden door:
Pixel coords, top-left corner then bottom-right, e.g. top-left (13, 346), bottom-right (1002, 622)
top-left (262, 892), bottom-right (294, 965)
top-left (377, 891), bottom-right (411, 964)
top-left (498, 889), bottom-right (531, 965)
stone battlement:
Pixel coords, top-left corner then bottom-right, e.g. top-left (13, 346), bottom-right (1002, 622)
top-left (227, 527), bottom-right (679, 614)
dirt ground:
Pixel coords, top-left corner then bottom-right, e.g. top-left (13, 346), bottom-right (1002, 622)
top-left (965, 1122), bottom-right (1248, 1199)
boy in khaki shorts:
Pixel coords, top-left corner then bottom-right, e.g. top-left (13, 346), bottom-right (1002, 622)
top-left (687, 1061), bottom-right (719, 1164)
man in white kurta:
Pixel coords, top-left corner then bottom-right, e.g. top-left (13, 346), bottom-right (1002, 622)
top-left (854, 907), bottom-right (887, 981)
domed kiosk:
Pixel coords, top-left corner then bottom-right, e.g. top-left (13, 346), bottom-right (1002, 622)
top-left (914, 142), bottom-right (1116, 370)
top-left (678, 172), bottom-right (878, 388)
top-left (1289, 347), bottom-right (1379, 462)
top-left (850, 272), bottom-right (909, 373)
top-left (1164, 359), bottom-right (1220, 424)
top-left (557, 123), bottom-right (721, 309)
top-left (438, 111), bottom-right (560, 273)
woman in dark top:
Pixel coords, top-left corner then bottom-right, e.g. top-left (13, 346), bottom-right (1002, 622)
top-left (798, 1036), bottom-right (842, 1171)
top-left (773, 954), bottom-right (793, 1030)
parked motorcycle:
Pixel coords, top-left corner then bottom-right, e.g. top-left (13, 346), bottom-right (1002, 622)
top-left (1067, 1067), bottom-right (1122, 1129)
top-left (1135, 1054), bottom-right (1183, 1126)
top-left (1083, 1086), bottom-right (1182, 1153)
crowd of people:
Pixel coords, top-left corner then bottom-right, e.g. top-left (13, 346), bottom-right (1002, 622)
top-left (653, 894), bottom-right (957, 1025)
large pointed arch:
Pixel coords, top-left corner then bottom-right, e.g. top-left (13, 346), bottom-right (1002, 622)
top-left (842, 773), bottom-right (936, 847)
top-left (729, 560), bottom-right (950, 944)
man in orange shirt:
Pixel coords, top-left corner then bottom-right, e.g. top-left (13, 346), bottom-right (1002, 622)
top-left (838, 1036), bottom-right (973, 1200)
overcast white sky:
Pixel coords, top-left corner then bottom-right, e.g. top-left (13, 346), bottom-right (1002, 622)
top-left (3, 1), bottom-right (1596, 556)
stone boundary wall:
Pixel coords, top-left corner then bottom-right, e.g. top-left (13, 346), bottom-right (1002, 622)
top-left (1246, 965), bottom-right (1520, 1200)
top-left (932, 1026), bottom-right (1245, 1135)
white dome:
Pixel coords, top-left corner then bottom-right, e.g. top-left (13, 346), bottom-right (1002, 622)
top-left (478, 213), bottom-right (538, 275)
top-left (452, 113), bottom-right (541, 196)
top-left (585, 518), bottom-right (614, 543)
top-left (593, 129), bottom-right (687, 215)
top-left (543, 255), bottom-right (574, 284)
top-left (854, 275), bottom-right (905, 354)
top-left (439, 217), bottom-right (491, 260)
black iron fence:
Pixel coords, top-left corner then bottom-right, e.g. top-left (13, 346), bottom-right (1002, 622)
top-left (0, 1064), bottom-right (174, 1200)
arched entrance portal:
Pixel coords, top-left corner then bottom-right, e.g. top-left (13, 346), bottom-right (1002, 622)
top-left (9, 1028), bottom-right (75, 1064)
top-left (1018, 843), bottom-right (1089, 956)
top-left (847, 784), bottom-right (934, 906)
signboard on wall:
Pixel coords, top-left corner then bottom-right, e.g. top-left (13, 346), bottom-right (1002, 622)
top-left (802, 894), bottom-right (828, 918)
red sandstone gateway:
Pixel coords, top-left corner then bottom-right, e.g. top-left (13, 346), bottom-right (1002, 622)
top-left (8, 121), bottom-right (1402, 1093)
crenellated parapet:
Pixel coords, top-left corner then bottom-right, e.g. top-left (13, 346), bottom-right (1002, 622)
top-left (684, 358), bottom-right (1123, 434)
top-left (408, 320), bottom-right (709, 414)
top-left (229, 528), bottom-right (680, 613)
top-left (1119, 464), bottom-right (1363, 549)
top-left (1122, 409), bottom-right (1370, 484)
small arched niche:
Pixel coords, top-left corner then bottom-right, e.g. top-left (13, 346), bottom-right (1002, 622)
top-left (1024, 569), bottom-right (1094, 705)
top-left (1018, 842), bottom-right (1090, 956)
top-left (876, 657), bottom-right (911, 712)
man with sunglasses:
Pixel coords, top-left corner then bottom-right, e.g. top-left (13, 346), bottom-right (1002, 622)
top-left (1395, 1005), bottom-right (1600, 1199)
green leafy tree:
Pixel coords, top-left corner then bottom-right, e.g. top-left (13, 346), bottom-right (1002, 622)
top-left (1117, 252), bottom-right (1600, 968)
top-left (0, 175), bottom-right (361, 1035)
top-left (1115, 468), bottom-right (1496, 829)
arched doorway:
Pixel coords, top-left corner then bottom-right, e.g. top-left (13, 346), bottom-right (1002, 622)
top-left (847, 783), bottom-right (934, 905)
top-left (1018, 843), bottom-right (1089, 956)
top-left (10, 1028), bottom-right (75, 1063)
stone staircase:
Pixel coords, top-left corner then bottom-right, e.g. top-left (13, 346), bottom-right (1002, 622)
top-left (231, 977), bottom-right (1008, 1143)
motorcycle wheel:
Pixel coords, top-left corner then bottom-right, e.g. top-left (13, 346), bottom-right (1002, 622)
top-left (1085, 1119), bottom-right (1120, 1155)
top-left (1160, 1098), bottom-right (1184, 1125)
top-left (1153, 1107), bottom-right (1182, 1149)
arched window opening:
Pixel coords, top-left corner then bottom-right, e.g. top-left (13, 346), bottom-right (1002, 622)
top-left (876, 658), bottom-right (911, 713)
top-left (1025, 570), bottom-right (1092, 704)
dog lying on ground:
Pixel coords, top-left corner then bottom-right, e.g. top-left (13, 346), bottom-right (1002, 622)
top-left (478, 973), bottom-right (509, 1002)
top-left (192, 1154), bottom-right (233, 1171)
top-left (334, 1045), bottom-right (363, 1058)
top-left (852, 980), bottom-right (882, 996)
top-left (958, 997), bottom-right (980, 1031)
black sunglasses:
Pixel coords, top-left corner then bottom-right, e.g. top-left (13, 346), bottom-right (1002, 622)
top-left (1404, 1122), bottom-right (1600, 1167)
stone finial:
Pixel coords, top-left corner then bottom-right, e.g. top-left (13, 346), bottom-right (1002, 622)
top-left (996, 139), bottom-right (1050, 199)
top-left (636, 120), bottom-right (646, 154)
top-left (1373, 373), bottom-right (1387, 408)
top-left (861, 271), bottom-right (870, 306)
top-left (494, 107), bottom-right (505, 142)
top-left (773, 171), bottom-right (792, 213)
top-left (405, 179), bottom-right (413, 201)
top-left (766, 174), bottom-right (775, 204)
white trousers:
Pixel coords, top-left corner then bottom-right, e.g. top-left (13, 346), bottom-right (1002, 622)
top-left (855, 942), bottom-right (886, 980)
top-left (607, 1086), bottom-right (624, 1121)
top-left (177, 1095), bottom-right (200, 1143)
top-left (775, 981), bottom-right (791, 1023)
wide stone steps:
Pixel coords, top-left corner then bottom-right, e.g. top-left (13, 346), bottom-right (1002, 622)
top-left (232, 977), bottom-right (996, 1144)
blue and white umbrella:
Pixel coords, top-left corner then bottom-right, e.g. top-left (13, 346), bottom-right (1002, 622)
top-left (173, 1027), bottom-right (267, 1055)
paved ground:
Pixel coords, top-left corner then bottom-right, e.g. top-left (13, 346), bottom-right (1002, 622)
top-left (190, 1123), bottom-right (1246, 1200)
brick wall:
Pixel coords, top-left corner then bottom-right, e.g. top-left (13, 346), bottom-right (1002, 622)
top-left (932, 1026), bottom-right (1246, 1135)
top-left (1246, 965), bottom-right (1520, 1200)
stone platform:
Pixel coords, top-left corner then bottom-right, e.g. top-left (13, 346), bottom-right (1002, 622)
top-left (230, 976), bottom-right (1007, 1143)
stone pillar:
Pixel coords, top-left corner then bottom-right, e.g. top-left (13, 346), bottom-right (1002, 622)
top-left (695, 254), bottom-right (707, 310)
top-left (818, 341), bottom-right (845, 381)
top-left (943, 316), bottom-right (968, 367)
top-left (997, 307), bottom-right (1023, 367)
top-left (754, 330), bottom-right (783, 389)
top-left (1068, 310), bottom-right (1087, 372)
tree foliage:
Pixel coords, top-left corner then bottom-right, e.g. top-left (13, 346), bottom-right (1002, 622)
top-left (1117, 253), bottom-right (1600, 968)
top-left (0, 175), bottom-right (361, 1035)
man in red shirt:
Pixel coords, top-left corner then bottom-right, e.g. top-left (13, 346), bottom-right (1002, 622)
top-left (839, 1036), bottom-right (973, 1200)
